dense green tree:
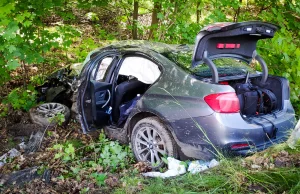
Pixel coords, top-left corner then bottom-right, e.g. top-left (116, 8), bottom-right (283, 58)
top-left (0, 0), bottom-right (299, 113)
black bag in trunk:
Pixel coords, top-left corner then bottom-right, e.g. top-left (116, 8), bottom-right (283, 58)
top-left (234, 74), bottom-right (277, 115)
top-left (235, 85), bottom-right (278, 115)
top-left (235, 83), bottom-right (258, 115)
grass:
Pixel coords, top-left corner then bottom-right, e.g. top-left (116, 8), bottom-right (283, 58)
top-left (113, 140), bottom-right (300, 194)
top-left (114, 171), bottom-right (230, 194)
top-left (112, 156), bottom-right (300, 194)
top-left (134, 87), bottom-right (300, 194)
top-left (141, 173), bottom-right (229, 194)
top-left (246, 168), bottom-right (300, 193)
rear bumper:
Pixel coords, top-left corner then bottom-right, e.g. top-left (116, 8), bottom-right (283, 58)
top-left (170, 100), bottom-right (295, 159)
top-left (226, 137), bottom-right (288, 156)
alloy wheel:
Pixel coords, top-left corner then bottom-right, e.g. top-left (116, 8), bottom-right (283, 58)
top-left (134, 125), bottom-right (167, 165)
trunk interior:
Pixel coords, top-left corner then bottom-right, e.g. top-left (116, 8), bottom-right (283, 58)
top-left (227, 75), bottom-right (286, 116)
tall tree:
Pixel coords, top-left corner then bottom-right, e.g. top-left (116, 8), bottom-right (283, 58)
top-left (196, 0), bottom-right (201, 23)
top-left (234, 0), bottom-right (243, 22)
top-left (148, 0), bottom-right (161, 39)
top-left (132, 0), bottom-right (139, 39)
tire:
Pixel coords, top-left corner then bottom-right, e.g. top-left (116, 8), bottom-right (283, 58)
top-left (29, 103), bottom-right (70, 127)
top-left (131, 117), bottom-right (178, 169)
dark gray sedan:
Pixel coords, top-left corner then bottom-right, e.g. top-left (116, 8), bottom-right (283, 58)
top-left (43, 21), bottom-right (296, 168)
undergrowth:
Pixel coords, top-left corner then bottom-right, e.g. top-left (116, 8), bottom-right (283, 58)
top-left (51, 132), bottom-right (134, 189)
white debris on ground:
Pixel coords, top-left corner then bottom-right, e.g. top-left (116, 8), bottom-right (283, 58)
top-left (19, 142), bottom-right (27, 150)
top-left (142, 157), bottom-right (219, 178)
top-left (142, 157), bottom-right (186, 178)
top-left (0, 148), bottom-right (21, 167)
top-left (287, 119), bottom-right (300, 149)
top-left (188, 159), bottom-right (219, 174)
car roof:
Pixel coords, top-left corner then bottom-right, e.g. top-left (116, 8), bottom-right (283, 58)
top-left (104, 40), bottom-right (194, 55)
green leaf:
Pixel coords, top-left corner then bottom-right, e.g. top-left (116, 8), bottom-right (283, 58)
top-left (157, 12), bottom-right (164, 20)
top-left (7, 60), bottom-right (20, 70)
top-left (162, 157), bottom-right (168, 164)
top-left (23, 20), bottom-right (32, 27)
top-left (8, 45), bottom-right (16, 53)
top-left (3, 21), bottom-right (19, 40)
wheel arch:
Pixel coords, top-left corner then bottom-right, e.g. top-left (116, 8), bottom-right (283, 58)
top-left (125, 110), bottom-right (174, 140)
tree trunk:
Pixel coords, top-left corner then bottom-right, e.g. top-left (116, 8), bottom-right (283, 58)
top-left (234, 0), bottom-right (242, 22)
top-left (148, 1), bottom-right (161, 40)
top-left (132, 0), bottom-right (138, 39)
top-left (196, 1), bottom-right (201, 23)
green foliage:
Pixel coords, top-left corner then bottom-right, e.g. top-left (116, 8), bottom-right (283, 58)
top-left (49, 112), bottom-right (66, 126)
top-left (79, 187), bottom-right (90, 194)
top-left (52, 132), bottom-right (133, 178)
top-left (50, 133), bottom-right (133, 190)
top-left (99, 141), bottom-right (128, 171)
top-left (258, 28), bottom-right (300, 113)
top-left (2, 85), bottom-right (37, 112)
top-left (0, 0), bottom-right (80, 86)
top-left (92, 173), bottom-right (107, 186)
top-left (73, 37), bottom-right (99, 62)
top-left (53, 143), bottom-right (76, 162)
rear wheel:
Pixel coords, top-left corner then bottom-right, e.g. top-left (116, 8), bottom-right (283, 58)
top-left (131, 117), bottom-right (177, 169)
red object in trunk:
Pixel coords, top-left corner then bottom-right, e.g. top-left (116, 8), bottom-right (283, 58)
top-left (204, 92), bottom-right (240, 113)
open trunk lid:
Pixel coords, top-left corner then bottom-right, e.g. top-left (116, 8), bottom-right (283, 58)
top-left (192, 21), bottom-right (278, 66)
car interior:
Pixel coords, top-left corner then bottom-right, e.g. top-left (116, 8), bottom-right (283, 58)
top-left (112, 57), bottom-right (161, 125)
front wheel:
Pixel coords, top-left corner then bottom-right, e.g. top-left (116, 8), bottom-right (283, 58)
top-left (131, 117), bottom-right (178, 169)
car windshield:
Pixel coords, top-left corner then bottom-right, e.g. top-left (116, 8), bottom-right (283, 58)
top-left (162, 51), bottom-right (257, 79)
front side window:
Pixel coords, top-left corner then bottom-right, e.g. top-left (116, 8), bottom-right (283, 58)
top-left (118, 57), bottom-right (161, 84)
top-left (91, 57), bottom-right (113, 81)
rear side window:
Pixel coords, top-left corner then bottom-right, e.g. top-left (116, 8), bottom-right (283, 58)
top-left (192, 58), bottom-right (257, 78)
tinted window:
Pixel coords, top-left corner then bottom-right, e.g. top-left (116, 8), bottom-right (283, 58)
top-left (193, 58), bottom-right (257, 78)
top-left (91, 57), bottom-right (113, 81)
top-left (163, 51), bottom-right (257, 78)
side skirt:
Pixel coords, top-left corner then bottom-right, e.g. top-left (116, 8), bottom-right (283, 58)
top-left (104, 125), bottom-right (128, 144)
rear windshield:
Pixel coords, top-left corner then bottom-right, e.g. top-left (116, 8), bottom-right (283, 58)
top-left (162, 52), bottom-right (257, 79)
top-left (193, 58), bottom-right (257, 78)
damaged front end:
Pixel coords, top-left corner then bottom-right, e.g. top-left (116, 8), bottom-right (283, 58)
top-left (36, 63), bottom-right (83, 108)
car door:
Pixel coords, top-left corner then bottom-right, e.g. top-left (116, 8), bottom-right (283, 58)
top-left (77, 52), bottom-right (118, 133)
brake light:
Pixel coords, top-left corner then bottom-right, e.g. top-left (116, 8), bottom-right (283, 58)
top-left (231, 143), bottom-right (249, 149)
top-left (204, 92), bottom-right (240, 113)
top-left (219, 81), bottom-right (229, 85)
top-left (225, 44), bottom-right (236, 49)
top-left (216, 43), bottom-right (240, 49)
top-left (216, 43), bottom-right (225, 48)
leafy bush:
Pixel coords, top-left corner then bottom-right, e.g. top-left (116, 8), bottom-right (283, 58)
top-left (52, 132), bottom-right (133, 173)
top-left (2, 85), bottom-right (37, 112)
top-left (99, 141), bottom-right (128, 171)
top-left (51, 132), bottom-right (133, 188)
top-left (53, 144), bottom-right (76, 162)
top-left (258, 29), bottom-right (300, 114)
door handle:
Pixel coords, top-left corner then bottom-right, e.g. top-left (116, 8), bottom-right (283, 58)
top-left (85, 99), bottom-right (91, 103)
top-left (101, 89), bottom-right (111, 108)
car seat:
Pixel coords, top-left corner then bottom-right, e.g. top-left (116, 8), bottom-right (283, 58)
top-left (112, 79), bottom-right (145, 123)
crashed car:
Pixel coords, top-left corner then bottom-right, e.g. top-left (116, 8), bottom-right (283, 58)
top-left (36, 21), bottom-right (295, 168)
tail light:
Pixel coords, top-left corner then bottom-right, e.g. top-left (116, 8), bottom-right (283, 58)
top-left (204, 92), bottom-right (240, 113)
top-left (231, 143), bottom-right (249, 150)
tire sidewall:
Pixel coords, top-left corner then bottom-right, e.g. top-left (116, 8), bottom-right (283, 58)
top-left (29, 103), bottom-right (70, 127)
top-left (131, 117), bottom-right (177, 169)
